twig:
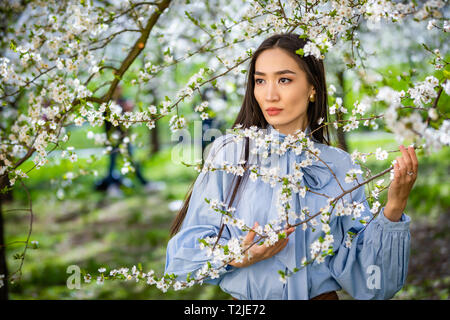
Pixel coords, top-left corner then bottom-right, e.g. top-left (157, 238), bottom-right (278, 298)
top-left (8, 180), bottom-right (34, 282)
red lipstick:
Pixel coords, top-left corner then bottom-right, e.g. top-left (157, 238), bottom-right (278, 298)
top-left (266, 107), bottom-right (282, 116)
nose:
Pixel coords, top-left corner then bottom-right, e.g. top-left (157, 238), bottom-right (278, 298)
top-left (265, 81), bottom-right (279, 101)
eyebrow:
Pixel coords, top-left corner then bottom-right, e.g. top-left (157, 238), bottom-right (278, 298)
top-left (254, 70), bottom-right (297, 76)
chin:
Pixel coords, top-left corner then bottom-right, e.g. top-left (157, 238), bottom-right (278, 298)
top-left (266, 118), bottom-right (288, 127)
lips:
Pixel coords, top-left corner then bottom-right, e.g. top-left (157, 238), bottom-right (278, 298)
top-left (266, 107), bottom-right (283, 116)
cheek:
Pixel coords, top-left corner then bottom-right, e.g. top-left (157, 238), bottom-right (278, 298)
top-left (285, 89), bottom-right (308, 110)
top-left (254, 88), bottom-right (263, 105)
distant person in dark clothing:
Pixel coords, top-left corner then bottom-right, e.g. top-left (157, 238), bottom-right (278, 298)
top-left (95, 86), bottom-right (165, 196)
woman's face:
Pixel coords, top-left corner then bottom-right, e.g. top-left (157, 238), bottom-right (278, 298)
top-left (254, 47), bottom-right (315, 135)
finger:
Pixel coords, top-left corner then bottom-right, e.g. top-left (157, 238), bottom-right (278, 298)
top-left (397, 156), bottom-right (407, 178)
top-left (399, 145), bottom-right (413, 172)
top-left (245, 222), bottom-right (258, 242)
top-left (407, 145), bottom-right (419, 173)
top-left (266, 238), bottom-right (287, 256)
top-left (274, 238), bottom-right (289, 252)
top-left (286, 227), bottom-right (295, 237)
top-left (393, 159), bottom-right (401, 180)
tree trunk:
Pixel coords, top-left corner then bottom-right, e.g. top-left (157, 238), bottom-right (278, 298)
top-left (150, 121), bottom-right (160, 155)
top-left (147, 87), bottom-right (160, 155)
top-left (336, 69), bottom-right (349, 152)
top-left (0, 176), bottom-right (9, 300)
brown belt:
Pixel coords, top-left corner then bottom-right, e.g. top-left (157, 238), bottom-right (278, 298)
top-left (231, 291), bottom-right (338, 300)
top-left (310, 291), bottom-right (339, 300)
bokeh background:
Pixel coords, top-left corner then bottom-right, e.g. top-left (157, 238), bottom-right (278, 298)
top-left (1, 1), bottom-right (449, 300)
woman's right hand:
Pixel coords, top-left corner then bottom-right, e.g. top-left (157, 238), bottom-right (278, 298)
top-left (228, 222), bottom-right (295, 268)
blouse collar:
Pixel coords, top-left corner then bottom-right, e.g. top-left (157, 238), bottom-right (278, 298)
top-left (263, 123), bottom-right (333, 190)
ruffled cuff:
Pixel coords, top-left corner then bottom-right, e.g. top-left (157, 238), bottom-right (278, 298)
top-left (373, 207), bottom-right (411, 231)
top-left (204, 238), bottom-right (237, 283)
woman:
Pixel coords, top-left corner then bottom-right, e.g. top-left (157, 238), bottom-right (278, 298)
top-left (165, 33), bottom-right (418, 300)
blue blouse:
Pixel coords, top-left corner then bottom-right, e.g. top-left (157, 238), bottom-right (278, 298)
top-left (165, 124), bottom-right (411, 300)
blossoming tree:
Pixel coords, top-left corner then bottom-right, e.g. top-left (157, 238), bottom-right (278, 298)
top-left (0, 0), bottom-right (448, 298)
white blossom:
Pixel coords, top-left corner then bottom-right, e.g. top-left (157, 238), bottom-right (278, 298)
top-left (375, 147), bottom-right (388, 160)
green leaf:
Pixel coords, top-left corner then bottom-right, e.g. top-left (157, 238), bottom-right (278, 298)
top-left (422, 43), bottom-right (431, 52)
top-left (9, 40), bottom-right (17, 52)
top-left (443, 70), bottom-right (450, 80)
top-left (296, 48), bottom-right (304, 57)
top-left (13, 253), bottom-right (24, 260)
top-left (1, 185), bottom-right (13, 195)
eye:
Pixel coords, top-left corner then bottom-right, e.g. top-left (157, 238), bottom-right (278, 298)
top-left (280, 78), bottom-right (291, 84)
top-left (255, 78), bottom-right (291, 85)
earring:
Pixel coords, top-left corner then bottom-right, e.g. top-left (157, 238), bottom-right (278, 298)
top-left (309, 93), bottom-right (315, 102)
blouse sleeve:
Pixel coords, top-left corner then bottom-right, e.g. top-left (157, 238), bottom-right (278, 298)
top-left (164, 135), bottom-right (237, 285)
top-left (328, 162), bottom-right (411, 300)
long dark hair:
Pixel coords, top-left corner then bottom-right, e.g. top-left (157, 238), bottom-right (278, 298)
top-left (170, 33), bottom-right (331, 237)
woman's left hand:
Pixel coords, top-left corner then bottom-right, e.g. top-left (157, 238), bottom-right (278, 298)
top-left (385, 145), bottom-right (419, 222)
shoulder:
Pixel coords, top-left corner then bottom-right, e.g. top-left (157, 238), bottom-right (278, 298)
top-left (313, 143), bottom-right (369, 196)
top-left (315, 142), bottom-right (353, 164)
top-left (313, 142), bottom-right (359, 177)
